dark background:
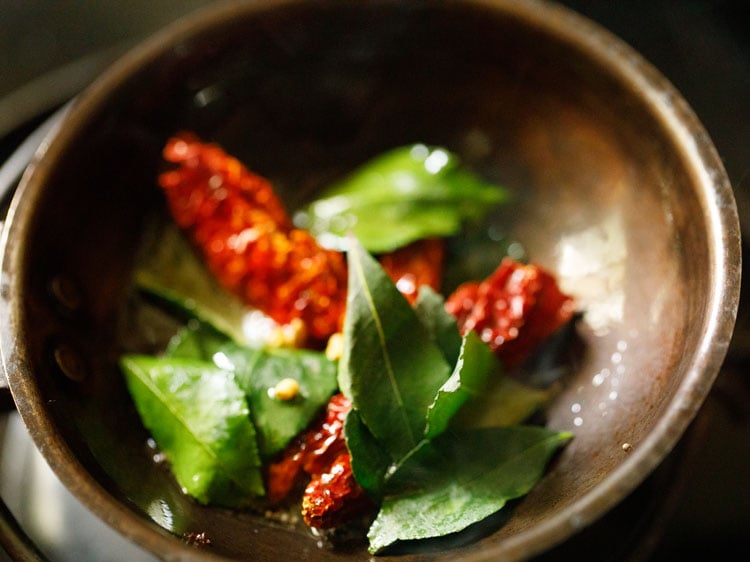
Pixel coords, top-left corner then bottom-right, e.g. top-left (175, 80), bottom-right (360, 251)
top-left (1, 1), bottom-right (748, 560)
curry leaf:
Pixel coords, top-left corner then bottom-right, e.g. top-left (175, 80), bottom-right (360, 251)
top-left (120, 355), bottom-right (264, 506)
top-left (424, 331), bottom-right (499, 440)
top-left (338, 238), bottom-right (451, 461)
top-left (451, 376), bottom-right (553, 429)
top-left (164, 322), bottom-right (338, 459)
top-left (295, 145), bottom-right (508, 253)
top-left (134, 223), bottom-right (272, 347)
top-left (215, 343), bottom-right (339, 458)
top-left (344, 409), bottom-right (393, 498)
top-left (165, 320), bottom-right (229, 360)
top-left (367, 426), bottom-right (572, 553)
top-left (412, 286), bottom-right (462, 366)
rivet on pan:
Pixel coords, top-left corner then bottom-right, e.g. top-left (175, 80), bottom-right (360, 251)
top-left (54, 343), bottom-right (88, 382)
top-left (49, 275), bottom-right (83, 313)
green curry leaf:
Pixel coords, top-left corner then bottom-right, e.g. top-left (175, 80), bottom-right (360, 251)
top-left (120, 354), bottom-right (264, 506)
top-left (338, 238), bottom-right (451, 461)
top-left (165, 320), bottom-right (229, 360)
top-left (412, 286), bottom-right (462, 366)
top-left (295, 145), bottom-right (508, 253)
top-left (451, 376), bottom-right (554, 429)
top-left (344, 409), bottom-right (393, 499)
top-left (164, 322), bottom-right (338, 458)
top-left (424, 330), bottom-right (499, 440)
top-left (367, 427), bottom-right (572, 553)
top-left (134, 223), bottom-right (270, 347)
top-left (217, 344), bottom-right (339, 458)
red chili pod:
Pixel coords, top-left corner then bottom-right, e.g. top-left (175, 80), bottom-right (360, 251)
top-left (159, 133), bottom-right (348, 341)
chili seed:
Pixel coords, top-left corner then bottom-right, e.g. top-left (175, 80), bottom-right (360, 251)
top-left (325, 333), bottom-right (344, 361)
top-left (273, 378), bottom-right (300, 401)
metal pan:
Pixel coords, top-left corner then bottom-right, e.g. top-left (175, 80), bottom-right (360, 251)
top-left (0, 1), bottom-right (741, 560)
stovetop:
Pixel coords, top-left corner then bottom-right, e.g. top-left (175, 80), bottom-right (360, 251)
top-left (1, 1), bottom-right (749, 561)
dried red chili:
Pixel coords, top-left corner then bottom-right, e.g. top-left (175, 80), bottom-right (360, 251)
top-left (266, 393), bottom-right (351, 504)
top-left (266, 393), bottom-right (371, 528)
top-left (301, 453), bottom-right (371, 529)
top-left (159, 132), bottom-right (348, 341)
top-left (379, 237), bottom-right (445, 304)
top-left (446, 257), bottom-right (574, 369)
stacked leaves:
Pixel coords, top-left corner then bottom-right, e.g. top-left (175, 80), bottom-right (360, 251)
top-left (339, 239), bottom-right (571, 553)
